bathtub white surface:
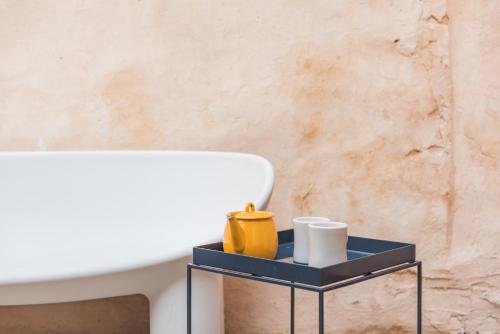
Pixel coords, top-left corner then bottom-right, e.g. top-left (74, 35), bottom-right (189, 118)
top-left (0, 150), bottom-right (274, 334)
top-left (0, 151), bottom-right (273, 285)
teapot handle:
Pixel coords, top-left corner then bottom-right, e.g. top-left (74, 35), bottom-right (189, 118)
top-left (245, 202), bottom-right (255, 213)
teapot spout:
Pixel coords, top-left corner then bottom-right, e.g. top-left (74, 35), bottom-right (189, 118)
top-left (227, 214), bottom-right (245, 253)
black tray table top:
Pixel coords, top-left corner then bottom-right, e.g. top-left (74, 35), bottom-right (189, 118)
top-left (193, 229), bottom-right (416, 287)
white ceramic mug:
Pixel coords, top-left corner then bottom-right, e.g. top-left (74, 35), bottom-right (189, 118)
top-left (308, 221), bottom-right (348, 268)
top-left (293, 217), bottom-right (330, 264)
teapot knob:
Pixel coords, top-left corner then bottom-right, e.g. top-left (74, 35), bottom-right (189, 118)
top-left (245, 202), bottom-right (255, 213)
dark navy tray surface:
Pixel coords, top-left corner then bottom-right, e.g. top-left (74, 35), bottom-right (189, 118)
top-left (193, 229), bottom-right (415, 287)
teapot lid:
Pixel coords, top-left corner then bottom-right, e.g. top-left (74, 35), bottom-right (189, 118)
top-left (234, 202), bottom-right (273, 220)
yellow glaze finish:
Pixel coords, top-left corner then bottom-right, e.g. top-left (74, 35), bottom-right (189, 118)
top-left (223, 202), bottom-right (278, 259)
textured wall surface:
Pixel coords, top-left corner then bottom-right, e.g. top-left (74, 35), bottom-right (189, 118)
top-left (0, 295), bottom-right (148, 334)
top-left (0, 0), bottom-right (499, 333)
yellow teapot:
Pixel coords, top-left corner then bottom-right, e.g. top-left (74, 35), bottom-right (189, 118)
top-left (223, 202), bottom-right (278, 259)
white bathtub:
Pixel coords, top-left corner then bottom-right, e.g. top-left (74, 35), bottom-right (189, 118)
top-left (0, 151), bottom-right (274, 334)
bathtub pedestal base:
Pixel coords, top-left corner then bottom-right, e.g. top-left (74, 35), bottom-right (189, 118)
top-left (149, 267), bottom-right (223, 334)
top-left (0, 257), bottom-right (224, 334)
top-left (141, 256), bottom-right (223, 334)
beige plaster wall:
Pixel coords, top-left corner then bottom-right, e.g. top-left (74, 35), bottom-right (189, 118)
top-left (0, 1), bottom-right (498, 333)
top-left (0, 295), bottom-right (149, 334)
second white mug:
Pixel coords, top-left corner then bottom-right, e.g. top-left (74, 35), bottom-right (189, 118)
top-left (308, 221), bottom-right (348, 268)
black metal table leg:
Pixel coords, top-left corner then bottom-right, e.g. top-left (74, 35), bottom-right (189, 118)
top-left (187, 261), bottom-right (421, 333)
top-left (318, 291), bottom-right (324, 334)
top-left (291, 286), bottom-right (295, 334)
top-left (187, 266), bottom-right (192, 334)
top-left (417, 262), bottom-right (422, 334)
